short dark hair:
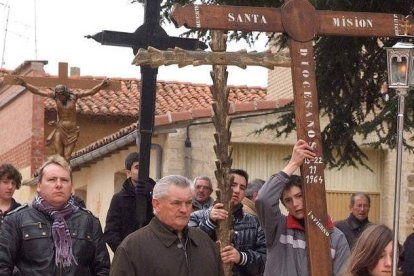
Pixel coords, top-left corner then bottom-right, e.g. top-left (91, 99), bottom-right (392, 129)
top-left (230, 169), bottom-right (249, 183)
top-left (350, 192), bottom-right (371, 207)
top-left (281, 175), bottom-right (302, 204)
top-left (125, 152), bottom-right (140, 170)
top-left (0, 164), bottom-right (22, 189)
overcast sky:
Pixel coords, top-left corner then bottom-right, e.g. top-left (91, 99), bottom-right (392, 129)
top-left (0, 0), bottom-right (269, 87)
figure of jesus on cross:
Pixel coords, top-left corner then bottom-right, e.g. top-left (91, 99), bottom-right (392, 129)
top-left (14, 76), bottom-right (110, 160)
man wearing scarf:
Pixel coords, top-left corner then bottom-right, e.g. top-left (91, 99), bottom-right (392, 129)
top-left (0, 155), bottom-right (110, 275)
top-left (255, 140), bottom-right (350, 276)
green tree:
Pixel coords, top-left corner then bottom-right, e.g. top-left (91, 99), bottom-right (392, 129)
top-left (161, 0), bottom-right (414, 169)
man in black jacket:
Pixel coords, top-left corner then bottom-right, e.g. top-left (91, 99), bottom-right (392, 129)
top-left (0, 164), bottom-right (22, 228)
top-left (335, 192), bottom-right (371, 248)
top-left (0, 155), bottom-right (110, 275)
top-left (189, 169), bottom-right (266, 276)
top-left (103, 152), bottom-right (156, 252)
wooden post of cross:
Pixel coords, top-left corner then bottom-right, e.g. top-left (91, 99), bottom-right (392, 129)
top-left (4, 62), bottom-right (121, 90)
top-left (133, 32), bottom-right (290, 276)
top-left (170, 1), bottom-right (414, 275)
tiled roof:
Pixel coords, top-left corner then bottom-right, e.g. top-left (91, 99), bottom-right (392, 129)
top-left (43, 80), bottom-right (268, 118)
top-left (66, 78), bottom-right (294, 161)
top-left (71, 97), bottom-right (291, 160)
top-left (1, 65), bottom-right (291, 164)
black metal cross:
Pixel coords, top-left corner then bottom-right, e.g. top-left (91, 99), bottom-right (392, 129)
top-left (87, 0), bottom-right (207, 183)
top-left (87, 0), bottom-right (207, 228)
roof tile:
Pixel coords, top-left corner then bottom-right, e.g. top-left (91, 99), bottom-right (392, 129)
top-left (39, 79), bottom-right (267, 119)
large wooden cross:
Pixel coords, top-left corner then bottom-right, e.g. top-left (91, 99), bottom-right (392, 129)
top-left (135, 30), bottom-right (290, 275)
top-left (134, 29), bottom-right (284, 275)
top-left (3, 62), bottom-right (120, 90)
top-left (170, 1), bottom-right (413, 275)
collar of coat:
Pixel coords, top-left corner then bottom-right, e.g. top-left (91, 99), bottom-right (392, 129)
top-left (149, 216), bottom-right (200, 248)
top-left (347, 213), bottom-right (370, 230)
top-left (287, 213), bottom-right (335, 231)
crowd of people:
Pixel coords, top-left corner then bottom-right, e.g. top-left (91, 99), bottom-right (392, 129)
top-left (0, 140), bottom-right (412, 275)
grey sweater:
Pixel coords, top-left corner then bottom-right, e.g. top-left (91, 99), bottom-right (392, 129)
top-left (255, 172), bottom-right (350, 276)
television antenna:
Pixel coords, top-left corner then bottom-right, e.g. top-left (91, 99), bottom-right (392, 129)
top-left (0, 1), bottom-right (10, 68)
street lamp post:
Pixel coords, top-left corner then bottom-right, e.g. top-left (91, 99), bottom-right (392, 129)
top-left (385, 41), bottom-right (414, 276)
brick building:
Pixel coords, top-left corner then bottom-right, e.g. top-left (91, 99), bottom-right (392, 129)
top-left (1, 60), bottom-right (413, 242)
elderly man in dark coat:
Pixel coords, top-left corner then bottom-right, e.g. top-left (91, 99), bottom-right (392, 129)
top-left (110, 175), bottom-right (224, 276)
top-left (335, 192), bottom-right (371, 248)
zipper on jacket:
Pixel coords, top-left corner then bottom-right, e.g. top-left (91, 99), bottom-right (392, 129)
top-left (178, 236), bottom-right (190, 275)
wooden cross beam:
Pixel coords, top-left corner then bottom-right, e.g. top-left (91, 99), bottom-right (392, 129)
top-left (4, 62), bottom-right (121, 90)
top-left (171, 1), bottom-right (413, 275)
top-left (133, 46), bottom-right (291, 69)
top-left (132, 27), bottom-right (289, 276)
top-left (171, 3), bottom-right (414, 37)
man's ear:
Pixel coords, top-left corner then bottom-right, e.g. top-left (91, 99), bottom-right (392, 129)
top-left (125, 169), bottom-right (131, 178)
top-left (152, 198), bottom-right (160, 210)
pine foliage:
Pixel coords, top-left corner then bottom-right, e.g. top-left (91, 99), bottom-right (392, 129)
top-left (161, 0), bottom-right (414, 168)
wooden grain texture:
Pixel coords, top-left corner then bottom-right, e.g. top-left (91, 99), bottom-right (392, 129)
top-left (288, 39), bottom-right (332, 276)
top-left (133, 47), bottom-right (291, 69)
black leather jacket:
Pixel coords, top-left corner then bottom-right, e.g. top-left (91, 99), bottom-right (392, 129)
top-left (103, 177), bottom-right (155, 253)
top-left (189, 204), bottom-right (266, 276)
top-left (0, 205), bottom-right (110, 276)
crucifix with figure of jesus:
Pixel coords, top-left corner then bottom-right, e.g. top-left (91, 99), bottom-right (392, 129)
top-left (167, 0), bottom-right (413, 275)
top-left (4, 62), bottom-right (120, 160)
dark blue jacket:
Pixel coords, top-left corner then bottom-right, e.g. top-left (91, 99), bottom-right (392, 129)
top-left (189, 203), bottom-right (266, 276)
